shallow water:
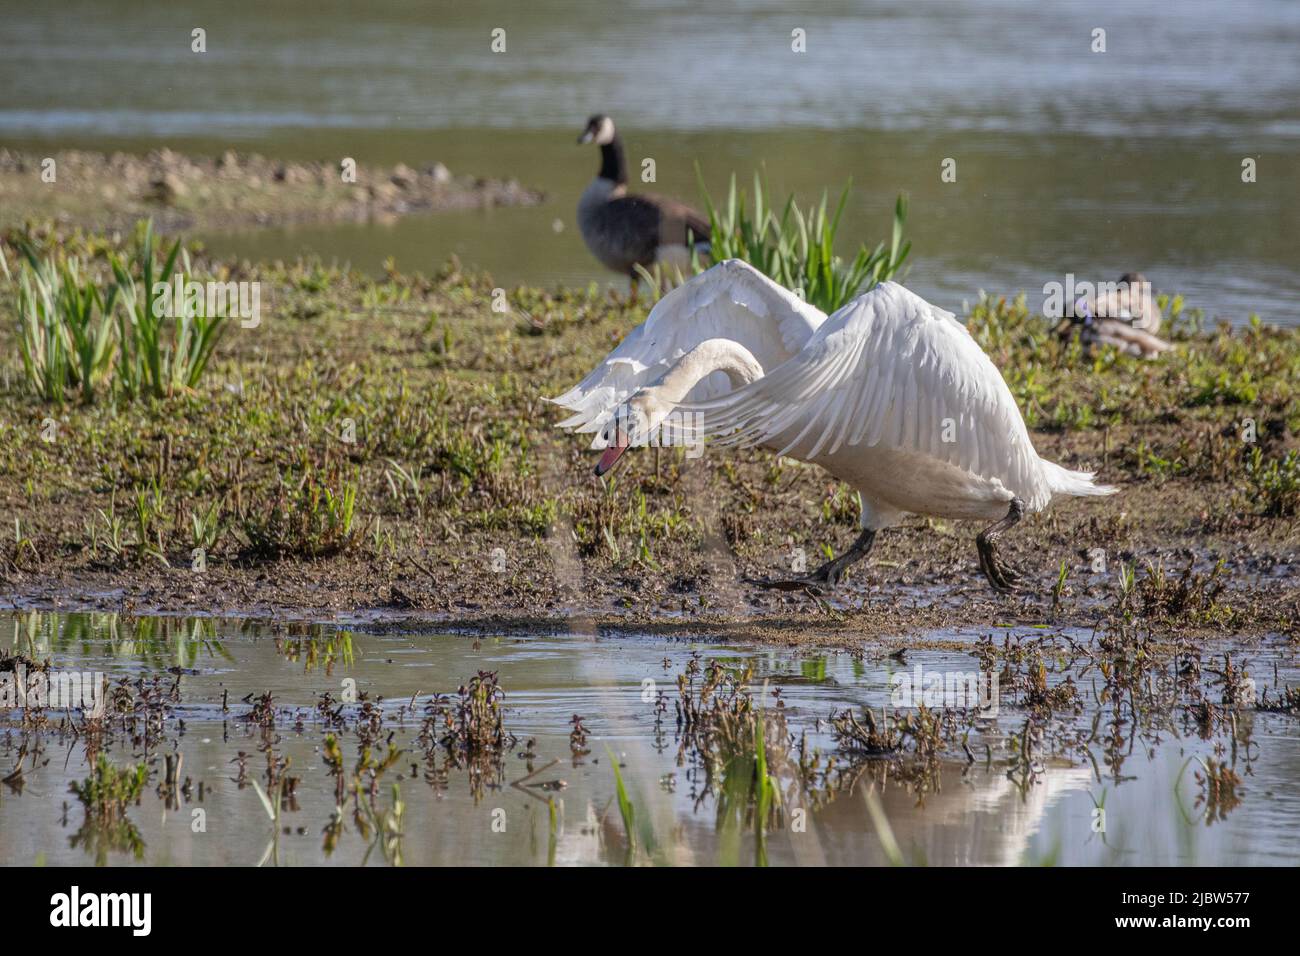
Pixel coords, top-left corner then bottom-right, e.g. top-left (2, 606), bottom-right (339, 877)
top-left (1, 611), bottom-right (1296, 866)
top-left (2, 1), bottom-right (1299, 322)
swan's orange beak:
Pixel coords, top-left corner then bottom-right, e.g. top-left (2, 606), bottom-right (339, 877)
top-left (594, 428), bottom-right (630, 477)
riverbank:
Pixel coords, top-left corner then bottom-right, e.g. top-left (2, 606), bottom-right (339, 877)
top-left (0, 224), bottom-right (1297, 646)
top-left (0, 149), bottom-right (543, 235)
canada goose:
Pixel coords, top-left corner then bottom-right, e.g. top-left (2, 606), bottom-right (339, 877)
top-left (576, 115), bottom-right (711, 289)
top-left (1057, 272), bottom-right (1172, 358)
top-left (550, 260), bottom-right (1116, 593)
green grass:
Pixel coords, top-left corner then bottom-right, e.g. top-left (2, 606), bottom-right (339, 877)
top-left (696, 169), bottom-right (910, 313)
top-left (1245, 447), bottom-right (1300, 517)
top-left (239, 464), bottom-right (358, 558)
top-left (4, 220), bottom-right (227, 403)
top-left (110, 221), bottom-right (228, 399)
top-left (6, 242), bottom-right (117, 403)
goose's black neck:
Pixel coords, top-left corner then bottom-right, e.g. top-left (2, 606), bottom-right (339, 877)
top-left (599, 137), bottom-right (627, 185)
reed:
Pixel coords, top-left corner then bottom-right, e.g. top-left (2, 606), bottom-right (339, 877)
top-left (697, 169), bottom-right (910, 313)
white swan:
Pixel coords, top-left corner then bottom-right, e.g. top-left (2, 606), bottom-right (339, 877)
top-left (549, 260), bottom-right (1116, 592)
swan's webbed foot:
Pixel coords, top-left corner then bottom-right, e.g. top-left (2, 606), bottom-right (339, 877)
top-left (749, 529), bottom-right (876, 596)
top-left (976, 498), bottom-right (1025, 593)
top-left (977, 539), bottom-right (1022, 592)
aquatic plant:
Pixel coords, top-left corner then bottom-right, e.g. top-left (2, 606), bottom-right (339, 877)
top-left (1192, 757), bottom-right (1243, 825)
top-left (1133, 558), bottom-right (1235, 627)
top-left (67, 755), bottom-right (148, 863)
top-left (569, 714), bottom-right (591, 759)
top-left (1023, 656), bottom-right (1081, 713)
top-left (241, 690), bottom-right (278, 728)
top-left (609, 751), bottom-right (638, 859)
top-left (696, 170), bottom-right (910, 313)
top-left (750, 705), bottom-right (779, 866)
top-left (250, 776), bottom-right (289, 867)
top-left (109, 221), bottom-right (228, 399)
top-left (70, 754), bottom-right (148, 819)
top-left (1256, 685), bottom-right (1300, 715)
top-left (448, 670), bottom-right (508, 756)
top-left (671, 659), bottom-right (795, 862)
top-left (6, 243), bottom-right (117, 403)
top-left (863, 786), bottom-right (904, 866)
top-left (832, 707), bottom-right (902, 756)
top-left (417, 670), bottom-right (516, 803)
top-left (5, 221), bottom-right (227, 402)
top-left (358, 783), bottom-right (406, 867)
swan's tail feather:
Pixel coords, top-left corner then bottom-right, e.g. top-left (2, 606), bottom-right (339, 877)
top-left (1040, 459), bottom-right (1117, 498)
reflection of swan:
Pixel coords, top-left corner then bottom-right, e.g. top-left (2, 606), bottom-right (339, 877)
top-left (553, 260), bottom-right (1116, 592)
top-left (549, 800), bottom-right (608, 867)
top-left (945, 763), bottom-right (1097, 866)
top-left (812, 761), bottom-right (1096, 866)
top-left (550, 798), bottom-right (708, 867)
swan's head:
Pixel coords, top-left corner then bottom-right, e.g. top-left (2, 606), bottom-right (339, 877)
top-left (593, 387), bottom-right (682, 477)
top-left (578, 114), bottom-right (616, 146)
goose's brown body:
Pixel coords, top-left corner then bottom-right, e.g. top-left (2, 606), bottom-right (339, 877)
top-left (576, 115), bottom-right (710, 278)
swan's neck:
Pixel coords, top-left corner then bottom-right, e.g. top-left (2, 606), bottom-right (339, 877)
top-left (655, 338), bottom-right (764, 405)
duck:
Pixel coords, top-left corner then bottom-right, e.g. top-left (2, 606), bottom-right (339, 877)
top-left (550, 259), bottom-right (1117, 593)
top-left (1056, 272), bottom-right (1172, 358)
top-left (575, 115), bottom-right (711, 290)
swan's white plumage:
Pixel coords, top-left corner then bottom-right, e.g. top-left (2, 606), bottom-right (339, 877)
top-left (547, 259), bottom-right (823, 447)
top-left (553, 261), bottom-right (1115, 529)
top-left (688, 281), bottom-right (1052, 509)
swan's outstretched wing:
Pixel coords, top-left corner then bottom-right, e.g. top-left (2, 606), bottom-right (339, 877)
top-left (549, 259), bottom-right (825, 443)
top-left (687, 281), bottom-right (1052, 508)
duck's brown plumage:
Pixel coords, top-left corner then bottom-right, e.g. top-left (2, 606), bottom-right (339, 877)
top-left (1056, 272), bottom-right (1172, 358)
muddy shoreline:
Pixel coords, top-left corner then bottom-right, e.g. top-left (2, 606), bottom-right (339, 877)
top-left (0, 562), bottom-right (1294, 648)
top-left (0, 148), bottom-right (543, 234)
top-left (2, 478), bottom-right (1296, 648)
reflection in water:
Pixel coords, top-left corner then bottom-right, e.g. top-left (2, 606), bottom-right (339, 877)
top-left (0, 611), bottom-right (1297, 866)
top-left (11, 610), bottom-right (232, 670)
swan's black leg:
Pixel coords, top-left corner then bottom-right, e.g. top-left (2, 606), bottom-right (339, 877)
top-left (751, 529), bottom-right (877, 596)
top-left (976, 498), bottom-right (1025, 592)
